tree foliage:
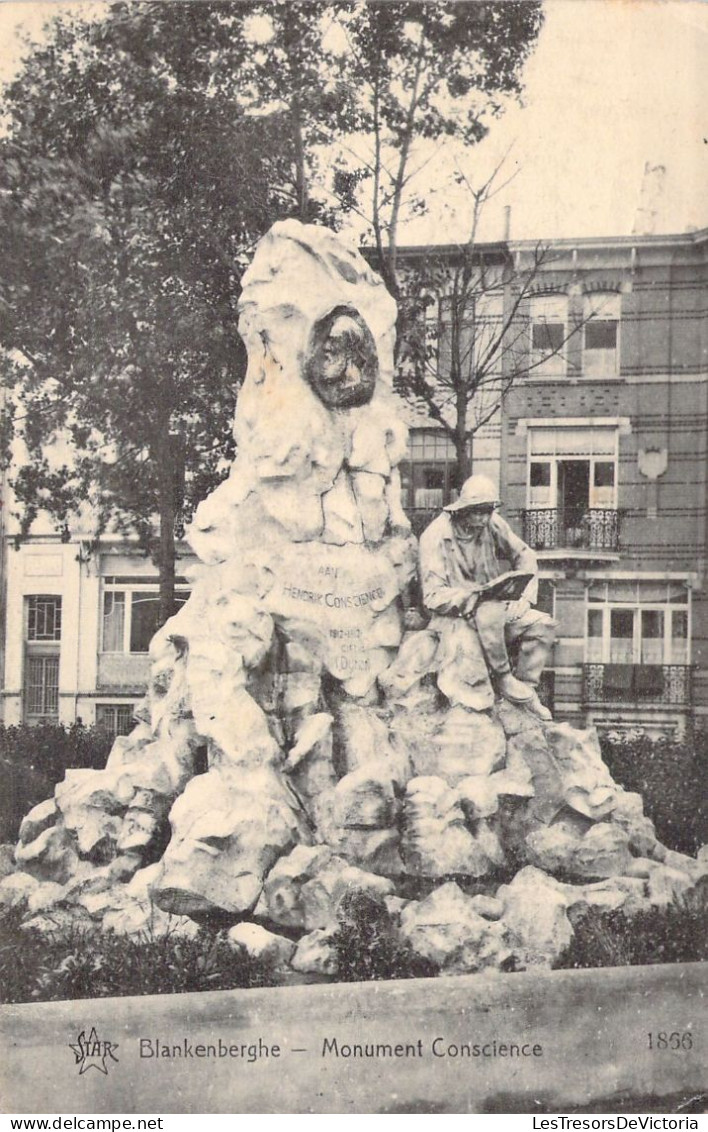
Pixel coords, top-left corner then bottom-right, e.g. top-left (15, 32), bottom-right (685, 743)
top-left (0, 0), bottom-right (545, 622)
top-left (0, 2), bottom-right (299, 618)
top-left (342, 1), bottom-right (544, 300)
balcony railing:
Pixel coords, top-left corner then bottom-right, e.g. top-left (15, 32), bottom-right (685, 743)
top-left (582, 664), bottom-right (694, 706)
top-left (523, 508), bottom-right (620, 552)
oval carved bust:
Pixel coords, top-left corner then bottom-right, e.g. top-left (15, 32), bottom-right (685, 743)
top-left (304, 304), bottom-right (378, 409)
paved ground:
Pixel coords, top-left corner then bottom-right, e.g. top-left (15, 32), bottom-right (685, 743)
top-left (2, 962), bottom-right (707, 1114)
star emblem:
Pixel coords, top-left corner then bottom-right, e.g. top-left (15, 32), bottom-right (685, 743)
top-left (69, 1027), bottom-right (119, 1075)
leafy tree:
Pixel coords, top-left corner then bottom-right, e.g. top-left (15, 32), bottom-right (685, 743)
top-left (226, 1), bottom-right (365, 223)
top-left (341, 1), bottom-right (544, 305)
top-left (0, 2), bottom-right (299, 621)
top-left (0, 1), bottom-right (547, 624)
top-left (221, 2), bottom-right (545, 313)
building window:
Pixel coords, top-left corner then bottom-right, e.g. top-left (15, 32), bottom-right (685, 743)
top-left (27, 595), bottom-right (62, 642)
top-left (527, 427), bottom-right (618, 509)
top-left (529, 294), bottom-right (567, 377)
top-left (96, 703), bottom-right (135, 737)
top-left (585, 582), bottom-right (690, 666)
top-left (25, 656), bottom-right (60, 719)
top-left (524, 426), bottom-right (619, 549)
top-left (438, 291), bottom-right (504, 381)
top-left (24, 596), bottom-right (62, 722)
top-left (583, 293), bottom-right (620, 378)
top-left (401, 430), bottom-right (471, 512)
top-left (101, 578), bottom-right (189, 654)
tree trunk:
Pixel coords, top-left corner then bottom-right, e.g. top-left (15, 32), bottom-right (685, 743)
top-left (291, 95), bottom-right (308, 222)
top-left (454, 394), bottom-right (471, 489)
top-left (155, 434), bottom-right (179, 628)
top-left (454, 433), bottom-right (472, 489)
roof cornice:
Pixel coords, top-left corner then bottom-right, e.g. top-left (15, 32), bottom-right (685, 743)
top-left (386, 227), bottom-right (708, 259)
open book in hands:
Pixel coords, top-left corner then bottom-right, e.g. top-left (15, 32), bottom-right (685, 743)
top-left (474, 570), bottom-right (535, 604)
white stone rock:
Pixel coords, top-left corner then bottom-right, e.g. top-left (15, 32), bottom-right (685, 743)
top-left (79, 888), bottom-right (123, 920)
top-left (498, 866), bottom-right (574, 968)
top-left (411, 707), bottom-right (506, 784)
top-left (401, 777), bottom-right (500, 878)
top-left (528, 819), bottom-right (633, 882)
top-left (261, 845), bottom-right (394, 930)
top-left (383, 895), bottom-right (410, 923)
top-left (227, 923), bottom-right (295, 966)
top-left (525, 814), bottom-right (590, 874)
top-left (97, 881), bottom-right (199, 939)
top-left (661, 848), bottom-right (700, 879)
top-left (335, 702), bottom-right (407, 780)
top-left (18, 798), bottom-right (58, 846)
top-left (14, 825), bottom-right (79, 885)
top-left (496, 700), bottom-right (544, 738)
top-left (125, 863), bottom-right (163, 901)
top-left (25, 881), bottom-right (67, 915)
top-left (332, 827), bottom-right (405, 876)
top-left (573, 823), bottom-right (633, 879)
top-left (643, 860), bottom-right (696, 907)
top-left (260, 845), bottom-right (334, 928)
top-left (21, 906), bottom-right (93, 935)
top-left (498, 742), bottom-right (536, 793)
top-left (457, 776), bottom-right (500, 820)
top-left (290, 928), bottom-right (338, 976)
top-left (0, 870), bottom-right (40, 910)
top-left (332, 764), bottom-right (397, 829)
top-left (505, 731), bottom-right (565, 826)
top-left (543, 724), bottom-right (618, 821)
top-left (563, 876), bottom-right (648, 923)
top-left (153, 766), bottom-right (307, 917)
top-left (610, 791), bottom-right (658, 858)
top-left (467, 894), bottom-right (504, 920)
top-left (399, 882), bottom-right (512, 973)
top-left (285, 713), bottom-right (333, 771)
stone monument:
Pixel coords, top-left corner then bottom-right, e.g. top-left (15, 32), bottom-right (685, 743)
top-left (3, 221), bottom-right (706, 974)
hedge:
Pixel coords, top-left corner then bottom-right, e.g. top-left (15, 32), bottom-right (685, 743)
top-left (0, 723), bottom-right (113, 843)
top-left (599, 730), bottom-right (708, 856)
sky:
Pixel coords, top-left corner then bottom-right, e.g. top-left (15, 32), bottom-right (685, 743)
top-left (393, 0), bottom-right (708, 243)
top-left (0, 0), bottom-right (706, 242)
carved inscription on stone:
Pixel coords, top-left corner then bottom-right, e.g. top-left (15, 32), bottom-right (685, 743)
top-left (267, 543), bottom-right (399, 681)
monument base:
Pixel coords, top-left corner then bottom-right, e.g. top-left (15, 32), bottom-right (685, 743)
top-left (2, 962), bottom-right (706, 1114)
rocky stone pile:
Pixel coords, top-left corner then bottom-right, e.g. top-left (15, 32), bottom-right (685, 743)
top-left (3, 221), bottom-right (705, 977)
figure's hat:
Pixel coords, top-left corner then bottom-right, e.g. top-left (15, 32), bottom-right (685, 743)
top-left (444, 474), bottom-right (500, 512)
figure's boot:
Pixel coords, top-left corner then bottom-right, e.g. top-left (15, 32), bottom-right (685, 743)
top-left (524, 689), bottom-right (552, 722)
top-left (496, 671), bottom-right (534, 703)
top-left (496, 672), bottom-right (552, 721)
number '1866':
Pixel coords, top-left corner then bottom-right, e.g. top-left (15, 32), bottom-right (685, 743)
top-left (647, 1031), bottom-right (693, 1051)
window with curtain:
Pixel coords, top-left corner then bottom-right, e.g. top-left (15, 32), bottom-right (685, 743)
top-left (529, 294), bottom-right (567, 376)
top-left (583, 293), bottom-right (620, 377)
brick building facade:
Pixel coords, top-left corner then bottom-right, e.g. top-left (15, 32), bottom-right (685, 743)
top-left (399, 227), bottom-right (707, 736)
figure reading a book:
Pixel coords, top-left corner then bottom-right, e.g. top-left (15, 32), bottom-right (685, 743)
top-left (415, 474), bottom-right (556, 719)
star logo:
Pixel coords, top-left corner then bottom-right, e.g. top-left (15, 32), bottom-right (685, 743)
top-left (69, 1027), bottom-right (119, 1075)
